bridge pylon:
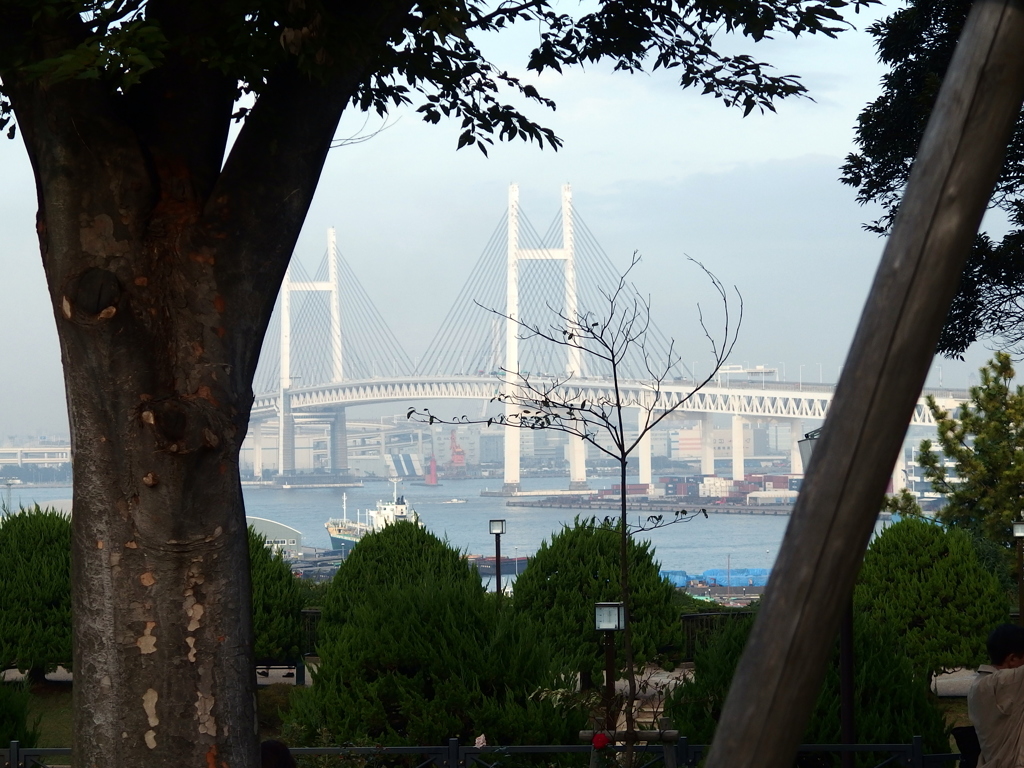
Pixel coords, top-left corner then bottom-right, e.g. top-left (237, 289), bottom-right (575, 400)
top-left (278, 228), bottom-right (347, 477)
top-left (502, 183), bottom-right (590, 493)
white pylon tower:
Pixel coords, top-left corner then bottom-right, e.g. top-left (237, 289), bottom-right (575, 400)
top-left (501, 183), bottom-right (588, 493)
top-left (278, 228), bottom-right (347, 476)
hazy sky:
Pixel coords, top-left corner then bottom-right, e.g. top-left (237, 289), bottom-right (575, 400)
top-left (0, 5), bottom-right (1002, 438)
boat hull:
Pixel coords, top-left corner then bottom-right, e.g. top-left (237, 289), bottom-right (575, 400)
top-left (466, 555), bottom-right (530, 577)
top-left (327, 533), bottom-right (360, 557)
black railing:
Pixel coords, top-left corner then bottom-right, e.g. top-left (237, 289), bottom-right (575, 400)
top-left (301, 606), bottom-right (322, 657)
top-left (1, 736), bottom-right (961, 768)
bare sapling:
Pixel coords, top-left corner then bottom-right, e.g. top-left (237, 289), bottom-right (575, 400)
top-left (409, 253), bottom-right (742, 752)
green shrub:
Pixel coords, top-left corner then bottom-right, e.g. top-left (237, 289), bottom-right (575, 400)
top-left (665, 614), bottom-right (949, 761)
top-left (318, 519), bottom-right (474, 623)
top-left (287, 522), bottom-right (583, 746)
top-left (0, 506), bottom-right (72, 676)
top-left (512, 517), bottom-right (679, 683)
top-left (250, 527), bottom-right (306, 663)
top-left (855, 517), bottom-right (1006, 679)
top-left (0, 681), bottom-right (39, 747)
top-left (296, 576), bottom-right (330, 609)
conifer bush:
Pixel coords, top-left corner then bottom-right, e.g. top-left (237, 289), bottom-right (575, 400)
top-left (665, 614), bottom-right (949, 761)
top-left (249, 527), bottom-right (306, 663)
top-left (512, 517), bottom-right (679, 683)
top-left (287, 521), bottom-right (583, 746)
top-left (0, 506), bottom-right (72, 677)
top-left (854, 517), bottom-right (1006, 679)
top-left (0, 681), bottom-right (39, 747)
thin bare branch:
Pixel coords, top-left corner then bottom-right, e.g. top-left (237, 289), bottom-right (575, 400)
top-left (407, 253), bottom-right (741, 746)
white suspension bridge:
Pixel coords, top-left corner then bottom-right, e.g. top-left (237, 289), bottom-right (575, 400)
top-left (244, 184), bottom-right (961, 494)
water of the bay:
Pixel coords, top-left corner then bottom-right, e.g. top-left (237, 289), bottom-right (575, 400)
top-left (7, 477), bottom-right (789, 574)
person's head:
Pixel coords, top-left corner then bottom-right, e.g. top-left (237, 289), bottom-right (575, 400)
top-left (987, 624), bottom-right (1024, 668)
top-left (261, 739), bottom-right (297, 768)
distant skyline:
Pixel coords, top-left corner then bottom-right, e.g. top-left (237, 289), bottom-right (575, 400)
top-left (0, 4), bottom-right (1003, 438)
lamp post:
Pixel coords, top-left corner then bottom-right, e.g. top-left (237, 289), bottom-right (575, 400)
top-left (799, 428), bottom-right (855, 768)
top-left (595, 602), bottom-right (626, 731)
top-left (1014, 522), bottom-right (1024, 624)
top-left (490, 519), bottom-right (505, 595)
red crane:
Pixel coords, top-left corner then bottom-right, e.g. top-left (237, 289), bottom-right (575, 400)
top-left (449, 430), bottom-right (467, 476)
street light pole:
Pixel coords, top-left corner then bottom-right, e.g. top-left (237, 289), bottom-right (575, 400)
top-left (595, 602), bottom-right (626, 733)
top-left (604, 630), bottom-right (615, 730)
top-left (1014, 522), bottom-right (1024, 623)
top-left (490, 519), bottom-right (506, 596)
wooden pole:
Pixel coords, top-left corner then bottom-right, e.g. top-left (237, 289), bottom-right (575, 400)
top-left (704, 2), bottom-right (1024, 766)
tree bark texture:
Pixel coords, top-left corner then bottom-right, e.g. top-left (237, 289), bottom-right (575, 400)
top-left (704, 1), bottom-right (1024, 766)
top-left (1, 6), bottom-right (403, 763)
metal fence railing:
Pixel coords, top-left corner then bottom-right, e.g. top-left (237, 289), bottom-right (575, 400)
top-left (1, 736), bottom-right (962, 768)
top-left (301, 607), bottom-right (322, 656)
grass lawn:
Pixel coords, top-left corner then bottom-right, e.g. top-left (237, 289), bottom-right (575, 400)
top-left (24, 681), bottom-right (296, 747)
top-left (28, 681), bottom-right (72, 748)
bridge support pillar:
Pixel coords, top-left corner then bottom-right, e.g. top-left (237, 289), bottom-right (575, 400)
top-left (279, 399), bottom-right (295, 476)
top-left (251, 422), bottom-right (264, 480)
top-left (638, 409), bottom-right (652, 491)
top-left (331, 407), bottom-right (349, 474)
top-left (502, 420), bottom-right (521, 495)
top-left (501, 184), bottom-right (522, 496)
top-left (701, 414), bottom-right (716, 477)
top-left (789, 419), bottom-right (804, 475)
top-left (568, 435), bottom-right (588, 490)
top-left (731, 415), bottom-right (745, 482)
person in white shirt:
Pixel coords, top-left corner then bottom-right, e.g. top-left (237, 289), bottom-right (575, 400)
top-left (968, 624), bottom-right (1024, 768)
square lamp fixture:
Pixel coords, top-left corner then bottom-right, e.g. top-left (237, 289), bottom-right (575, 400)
top-left (489, 519), bottom-right (506, 535)
top-left (1014, 521), bottom-right (1024, 539)
top-left (595, 602), bottom-right (626, 631)
top-left (798, 428), bottom-right (822, 469)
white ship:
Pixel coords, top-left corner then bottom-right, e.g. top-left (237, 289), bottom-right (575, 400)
top-left (325, 481), bottom-right (420, 556)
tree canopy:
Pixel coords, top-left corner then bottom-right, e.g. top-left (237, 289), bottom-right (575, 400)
top-left (854, 516), bottom-right (1006, 679)
top-left (0, 0), bottom-right (875, 153)
top-left (513, 516), bottom-right (679, 683)
top-left (289, 521), bottom-right (581, 746)
top-left (249, 527), bottom-right (305, 664)
top-left (0, 506), bottom-right (72, 679)
top-left (665, 612), bottom-right (949, 756)
top-left (919, 353), bottom-right (1024, 547)
top-left (841, 0), bottom-right (1024, 357)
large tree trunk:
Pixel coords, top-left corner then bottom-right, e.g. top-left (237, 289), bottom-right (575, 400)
top-left (18, 74), bottom-right (264, 766)
top-left (5, 25), bottom-right (365, 767)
